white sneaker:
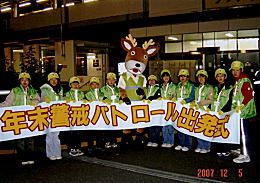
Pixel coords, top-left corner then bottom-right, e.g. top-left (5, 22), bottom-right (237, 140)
top-left (151, 143), bottom-right (158, 147)
top-left (166, 144), bottom-right (173, 148)
top-left (230, 149), bottom-right (241, 156)
top-left (200, 149), bottom-right (210, 154)
top-left (55, 156), bottom-right (62, 160)
top-left (147, 142), bottom-right (153, 147)
top-left (21, 161), bottom-right (30, 165)
top-left (76, 149), bottom-right (84, 156)
top-left (175, 145), bottom-right (182, 150)
top-left (233, 155), bottom-right (250, 163)
top-left (27, 161), bottom-right (35, 164)
top-left (161, 143), bottom-right (168, 148)
top-left (195, 148), bottom-right (201, 153)
top-left (181, 147), bottom-right (189, 151)
top-left (48, 156), bottom-right (56, 161)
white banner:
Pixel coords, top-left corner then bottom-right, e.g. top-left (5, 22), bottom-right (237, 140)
top-left (0, 100), bottom-right (240, 143)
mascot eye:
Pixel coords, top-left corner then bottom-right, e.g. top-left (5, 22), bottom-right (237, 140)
top-left (130, 51), bottom-right (135, 55)
top-left (144, 55), bottom-right (148, 59)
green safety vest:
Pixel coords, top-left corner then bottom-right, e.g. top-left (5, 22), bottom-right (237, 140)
top-left (122, 72), bottom-right (145, 101)
top-left (176, 81), bottom-right (193, 99)
top-left (146, 85), bottom-right (160, 98)
top-left (232, 78), bottom-right (256, 119)
top-left (100, 84), bottom-right (120, 103)
top-left (211, 85), bottom-right (233, 112)
top-left (85, 88), bottom-right (104, 101)
top-left (195, 84), bottom-right (213, 109)
top-left (160, 83), bottom-right (175, 98)
top-left (12, 85), bottom-right (38, 106)
top-left (41, 85), bottom-right (63, 101)
top-left (65, 89), bottom-right (85, 101)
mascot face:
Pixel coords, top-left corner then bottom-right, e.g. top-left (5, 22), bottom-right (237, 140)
top-left (121, 34), bottom-right (159, 75)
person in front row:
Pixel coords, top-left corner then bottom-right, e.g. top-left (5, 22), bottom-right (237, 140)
top-left (0, 72), bottom-right (40, 165)
top-left (65, 76), bottom-right (85, 157)
top-left (194, 70), bottom-right (213, 154)
top-left (211, 68), bottom-right (234, 157)
top-left (40, 72), bottom-right (63, 160)
top-left (145, 75), bottom-right (161, 148)
top-left (101, 72), bottom-right (120, 149)
top-left (160, 69), bottom-right (176, 148)
top-left (175, 69), bottom-right (194, 152)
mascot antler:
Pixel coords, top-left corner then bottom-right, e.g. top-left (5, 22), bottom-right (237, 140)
top-left (125, 34), bottom-right (137, 47)
top-left (142, 39), bottom-right (155, 50)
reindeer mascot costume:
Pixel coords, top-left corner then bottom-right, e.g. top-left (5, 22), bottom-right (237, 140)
top-left (118, 34), bottom-right (159, 146)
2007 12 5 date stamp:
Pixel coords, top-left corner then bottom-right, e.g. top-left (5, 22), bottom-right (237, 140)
top-left (197, 169), bottom-right (243, 178)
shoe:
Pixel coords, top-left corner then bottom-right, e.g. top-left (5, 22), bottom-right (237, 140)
top-left (175, 145), bottom-right (182, 150)
top-left (222, 152), bottom-right (230, 157)
top-left (55, 156), bottom-right (62, 160)
top-left (21, 161), bottom-right (30, 165)
top-left (161, 143), bottom-right (168, 148)
top-left (195, 148), bottom-right (201, 153)
top-left (200, 149), bottom-right (210, 154)
top-left (216, 152), bottom-right (223, 157)
top-left (49, 156), bottom-right (56, 161)
top-left (69, 149), bottom-right (78, 157)
top-left (181, 147), bottom-right (189, 151)
top-left (230, 149), bottom-right (241, 156)
top-left (165, 144), bottom-right (173, 148)
top-left (233, 155), bottom-right (250, 163)
top-left (112, 143), bottom-right (118, 148)
top-left (151, 143), bottom-right (158, 147)
top-left (27, 161), bottom-right (35, 165)
top-left (76, 149), bottom-right (84, 156)
top-left (147, 142), bottom-right (153, 147)
top-left (105, 142), bottom-right (112, 149)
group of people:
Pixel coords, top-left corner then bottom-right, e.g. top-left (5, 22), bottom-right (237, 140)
top-left (0, 60), bottom-right (256, 165)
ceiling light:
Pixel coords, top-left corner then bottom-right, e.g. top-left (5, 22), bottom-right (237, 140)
top-left (62, 2), bottom-right (75, 7)
top-left (225, 32), bottom-right (234, 37)
top-left (168, 36), bottom-right (178, 41)
top-left (0, 7), bottom-right (11, 13)
top-left (84, 0), bottom-right (97, 3)
top-left (36, 0), bottom-right (48, 3)
top-left (19, 2), bottom-right (31, 8)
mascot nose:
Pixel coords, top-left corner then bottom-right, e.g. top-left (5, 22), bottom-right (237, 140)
top-left (135, 63), bottom-right (141, 67)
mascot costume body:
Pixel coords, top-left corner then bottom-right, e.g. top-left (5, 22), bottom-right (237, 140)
top-left (118, 34), bottom-right (159, 146)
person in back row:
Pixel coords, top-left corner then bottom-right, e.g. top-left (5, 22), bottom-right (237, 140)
top-left (175, 69), bottom-right (195, 152)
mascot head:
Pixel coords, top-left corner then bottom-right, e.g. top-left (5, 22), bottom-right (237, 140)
top-left (121, 34), bottom-right (159, 75)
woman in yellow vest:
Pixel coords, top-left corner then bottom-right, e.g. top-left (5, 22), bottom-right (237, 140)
top-left (175, 69), bottom-right (195, 152)
top-left (40, 72), bottom-right (63, 160)
top-left (0, 72), bottom-right (40, 165)
top-left (194, 70), bottom-right (213, 154)
top-left (160, 69), bottom-right (176, 148)
top-left (211, 68), bottom-right (234, 157)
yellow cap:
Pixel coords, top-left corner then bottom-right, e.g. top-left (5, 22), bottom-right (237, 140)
top-left (178, 69), bottom-right (189, 76)
top-left (215, 68), bottom-right (227, 78)
top-left (229, 61), bottom-right (244, 70)
top-left (19, 72), bottom-right (31, 80)
top-left (161, 69), bottom-right (171, 77)
top-left (107, 72), bottom-right (116, 80)
top-left (196, 70), bottom-right (208, 77)
top-left (90, 77), bottom-right (100, 84)
top-left (48, 72), bottom-right (59, 81)
top-left (148, 75), bottom-right (157, 81)
top-left (69, 76), bottom-right (80, 84)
